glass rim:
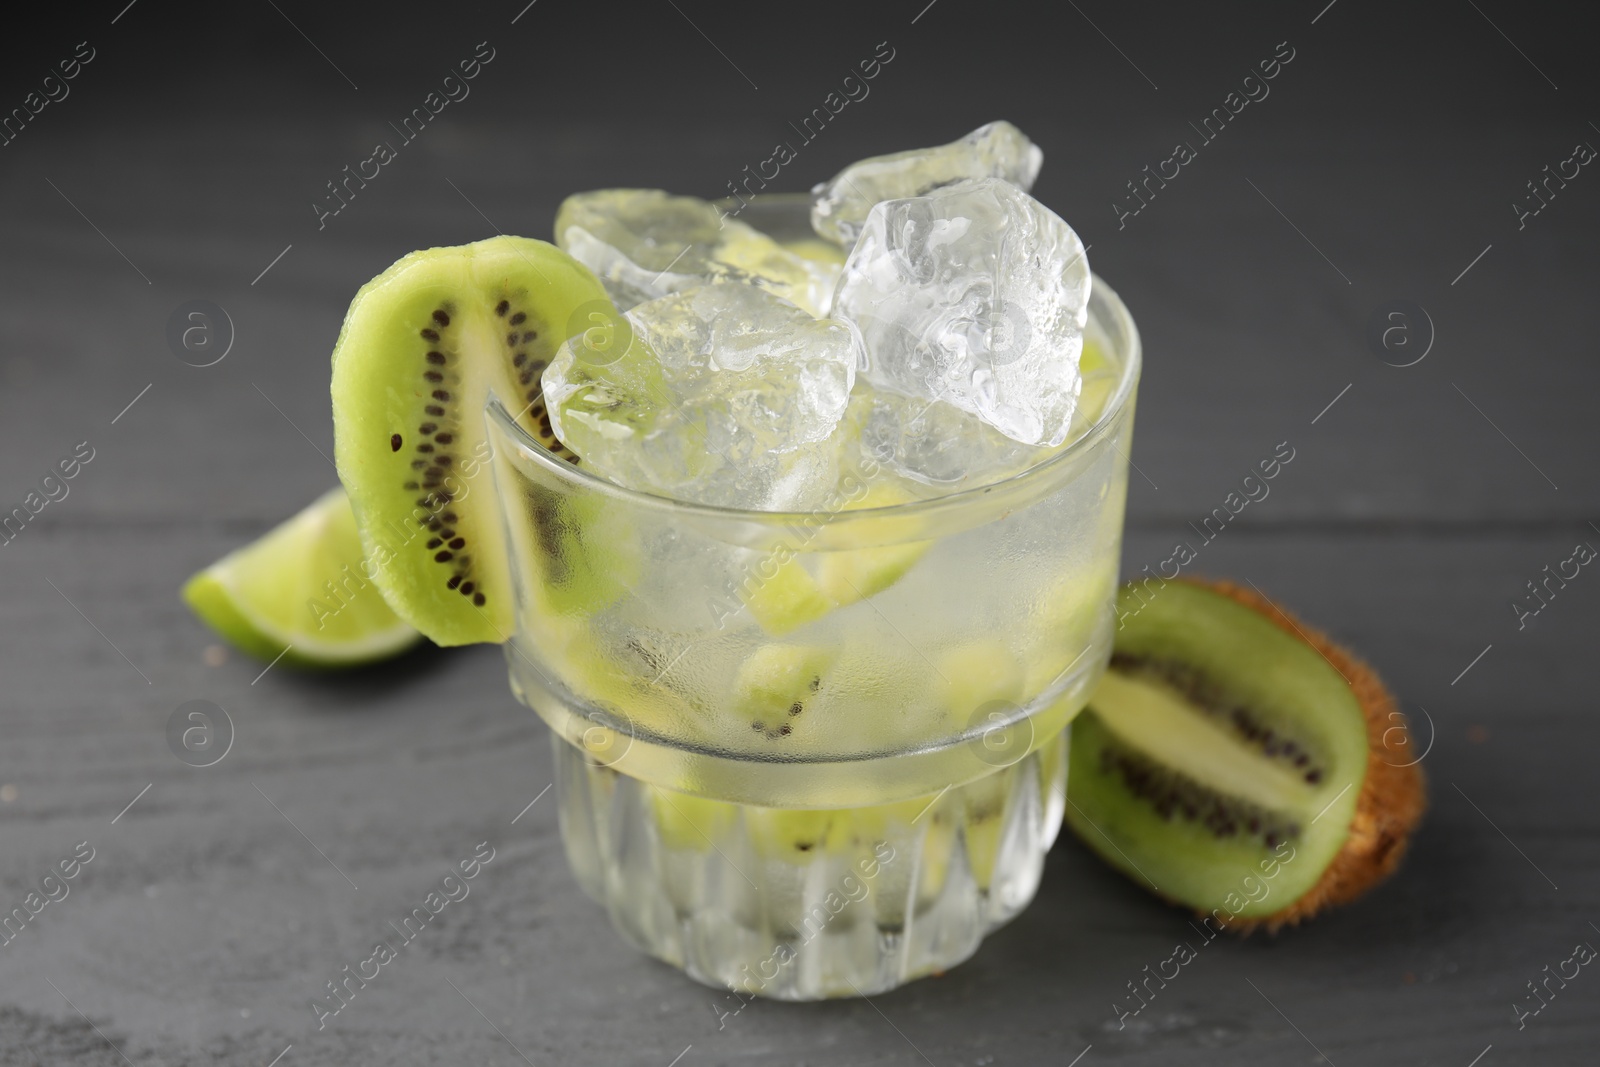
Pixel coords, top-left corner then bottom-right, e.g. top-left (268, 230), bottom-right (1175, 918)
top-left (486, 274), bottom-right (1141, 530)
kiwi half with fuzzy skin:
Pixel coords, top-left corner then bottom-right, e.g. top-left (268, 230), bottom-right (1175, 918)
top-left (331, 237), bottom-right (612, 646)
top-left (1066, 579), bottom-right (1424, 931)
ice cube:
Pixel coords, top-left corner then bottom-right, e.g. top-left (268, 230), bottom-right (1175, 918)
top-left (556, 189), bottom-right (839, 316)
top-left (857, 386), bottom-right (1053, 489)
top-left (543, 284), bottom-right (860, 510)
top-left (831, 177), bottom-right (1090, 448)
top-left (810, 121), bottom-right (1044, 247)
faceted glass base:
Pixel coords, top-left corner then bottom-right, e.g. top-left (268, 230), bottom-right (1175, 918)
top-left (552, 726), bottom-right (1069, 1001)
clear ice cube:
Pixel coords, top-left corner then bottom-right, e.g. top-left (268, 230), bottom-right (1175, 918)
top-left (543, 284), bottom-right (860, 510)
top-left (831, 177), bottom-right (1090, 447)
top-left (810, 121), bottom-right (1044, 248)
top-left (857, 386), bottom-right (1054, 489)
top-left (555, 189), bottom-right (839, 316)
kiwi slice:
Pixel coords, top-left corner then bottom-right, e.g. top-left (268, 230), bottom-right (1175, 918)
top-left (815, 483), bottom-right (933, 607)
top-left (512, 482), bottom-right (640, 620)
top-left (740, 483), bottom-right (933, 634)
top-left (817, 541), bottom-right (928, 606)
top-left (648, 789), bottom-right (853, 865)
top-left (744, 808), bottom-right (850, 861)
top-left (649, 789), bottom-right (735, 852)
top-left (330, 237), bottom-right (613, 645)
top-left (1065, 580), bottom-right (1425, 930)
top-left (739, 556), bottom-right (835, 636)
top-left (937, 639), bottom-right (1025, 719)
top-left (646, 783), bottom-right (846, 863)
top-left (731, 643), bottom-right (835, 742)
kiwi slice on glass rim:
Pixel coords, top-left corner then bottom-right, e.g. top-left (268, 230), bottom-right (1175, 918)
top-left (1066, 579), bottom-right (1425, 931)
top-left (330, 237), bottom-right (613, 646)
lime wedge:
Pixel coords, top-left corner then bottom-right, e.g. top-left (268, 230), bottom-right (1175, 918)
top-left (182, 488), bottom-right (421, 667)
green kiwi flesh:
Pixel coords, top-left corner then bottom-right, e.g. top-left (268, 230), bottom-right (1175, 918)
top-left (732, 643), bottom-right (835, 743)
top-left (740, 483), bottom-right (934, 635)
top-left (330, 237), bottom-right (613, 645)
top-left (513, 482), bottom-right (641, 621)
top-left (1066, 582), bottom-right (1368, 920)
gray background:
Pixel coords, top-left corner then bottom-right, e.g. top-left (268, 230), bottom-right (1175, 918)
top-left (1, 0), bottom-right (1597, 1063)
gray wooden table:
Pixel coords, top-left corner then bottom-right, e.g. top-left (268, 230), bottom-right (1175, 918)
top-left (2, 1), bottom-right (1596, 1063)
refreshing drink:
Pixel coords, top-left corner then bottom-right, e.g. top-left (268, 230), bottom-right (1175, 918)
top-left (487, 211), bottom-right (1137, 996)
top-left (202, 118), bottom-right (1425, 979)
top-left (326, 123), bottom-right (1140, 999)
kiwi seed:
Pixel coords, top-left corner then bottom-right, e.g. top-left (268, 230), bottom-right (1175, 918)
top-left (1109, 652), bottom-right (1329, 787)
top-left (329, 235), bottom-right (615, 646)
top-left (1065, 578), bottom-right (1425, 932)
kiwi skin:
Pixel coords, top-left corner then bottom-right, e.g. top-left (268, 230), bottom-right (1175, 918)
top-left (1199, 579), bottom-right (1425, 931)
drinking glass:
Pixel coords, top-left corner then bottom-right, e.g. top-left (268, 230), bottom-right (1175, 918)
top-left (487, 202), bottom-right (1140, 999)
